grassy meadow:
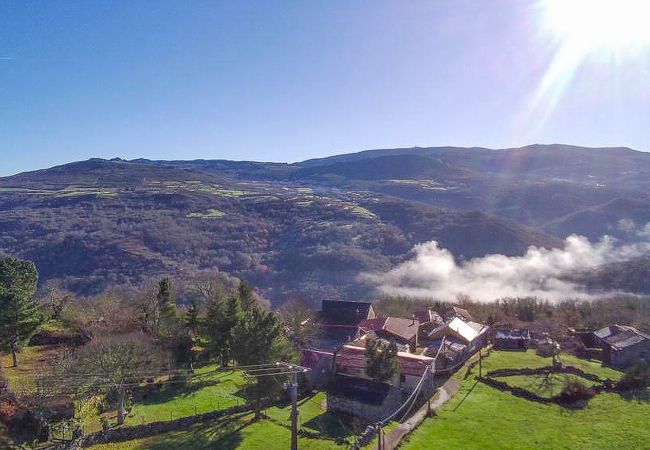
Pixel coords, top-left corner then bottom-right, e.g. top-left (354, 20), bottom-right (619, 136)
top-left (402, 350), bottom-right (648, 450)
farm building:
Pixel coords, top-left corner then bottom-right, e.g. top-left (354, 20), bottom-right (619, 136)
top-left (358, 317), bottom-right (419, 352)
top-left (308, 300), bottom-right (376, 351)
top-left (335, 343), bottom-right (434, 390)
top-left (595, 325), bottom-right (650, 368)
top-left (426, 317), bottom-right (487, 345)
top-left (440, 305), bottom-right (473, 322)
top-left (494, 329), bottom-right (531, 350)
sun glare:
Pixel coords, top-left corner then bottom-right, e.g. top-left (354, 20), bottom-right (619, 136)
top-left (543, 0), bottom-right (650, 50)
top-left (523, 0), bottom-right (650, 128)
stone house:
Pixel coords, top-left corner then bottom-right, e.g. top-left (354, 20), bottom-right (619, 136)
top-left (595, 325), bottom-right (650, 369)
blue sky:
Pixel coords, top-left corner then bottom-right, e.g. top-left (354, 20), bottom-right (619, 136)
top-left (2, 0), bottom-right (649, 176)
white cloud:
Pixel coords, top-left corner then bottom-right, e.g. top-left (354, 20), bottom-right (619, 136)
top-left (362, 233), bottom-right (650, 302)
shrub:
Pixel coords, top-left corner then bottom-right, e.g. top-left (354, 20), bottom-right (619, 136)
top-left (558, 380), bottom-right (595, 403)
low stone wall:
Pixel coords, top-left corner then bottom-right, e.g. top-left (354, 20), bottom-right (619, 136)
top-left (56, 403), bottom-right (254, 450)
top-left (327, 388), bottom-right (403, 423)
top-left (486, 365), bottom-right (611, 384)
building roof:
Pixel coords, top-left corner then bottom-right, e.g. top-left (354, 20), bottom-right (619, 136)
top-left (440, 305), bottom-right (473, 322)
top-left (414, 309), bottom-right (443, 325)
top-left (428, 317), bottom-right (484, 343)
top-left (337, 344), bottom-right (433, 377)
top-left (328, 374), bottom-right (392, 405)
top-left (358, 317), bottom-right (419, 342)
top-left (319, 300), bottom-right (374, 326)
top-left (599, 326), bottom-right (650, 350)
top-left (495, 328), bottom-right (531, 340)
top-left (594, 324), bottom-right (635, 340)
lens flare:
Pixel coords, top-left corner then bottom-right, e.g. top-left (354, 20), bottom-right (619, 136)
top-left (525, 0), bottom-right (650, 125)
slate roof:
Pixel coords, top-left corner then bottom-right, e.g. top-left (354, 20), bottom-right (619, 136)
top-left (414, 309), bottom-right (443, 325)
top-left (319, 300), bottom-right (374, 326)
top-left (328, 374), bottom-right (392, 405)
top-left (598, 325), bottom-right (650, 350)
top-left (440, 306), bottom-right (473, 322)
top-left (358, 317), bottom-right (419, 342)
top-left (495, 328), bottom-right (531, 340)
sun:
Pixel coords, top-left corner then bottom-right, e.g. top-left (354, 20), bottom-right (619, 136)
top-left (542, 0), bottom-right (650, 51)
top-left (523, 0), bottom-right (650, 126)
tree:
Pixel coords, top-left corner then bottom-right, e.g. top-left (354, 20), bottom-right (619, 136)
top-left (68, 333), bottom-right (167, 425)
top-left (0, 257), bottom-right (42, 368)
top-left (365, 339), bottom-right (400, 384)
top-left (202, 293), bottom-right (241, 366)
top-left (42, 280), bottom-right (73, 320)
top-left (185, 298), bottom-right (200, 336)
top-left (232, 307), bottom-right (293, 417)
top-left (155, 278), bottom-right (178, 337)
top-left (278, 296), bottom-right (315, 349)
top-left (237, 281), bottom-right (257, 310)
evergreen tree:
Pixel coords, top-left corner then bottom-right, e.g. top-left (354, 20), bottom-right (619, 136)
top-left (365, 339), bottom-right (400, 384)
top-left (233, 307), bottom-right (293, 417)
top-left (0, 257), bottom-right (42, 368)
top-left (157, 278), bottom-right (176, 318)
top-left (237, 280), bottom-right (256, 310)
top-left (155, 277), bottom-right (178, 336)
top-left (185, 298), bottom-right (200, 336)
top-left (202, 293), bottom-right (242, 366)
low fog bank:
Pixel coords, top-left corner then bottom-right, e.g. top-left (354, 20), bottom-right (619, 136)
top-left (362, 228), bottom-right (650, 302)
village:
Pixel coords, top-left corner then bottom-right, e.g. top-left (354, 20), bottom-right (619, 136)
top-left (296, 300), bottom-right (650, 447)
top-left (1, 271), bottom-right (649, 450)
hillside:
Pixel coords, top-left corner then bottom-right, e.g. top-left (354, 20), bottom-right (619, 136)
top-left (0, 158), bottom-right (560, 303)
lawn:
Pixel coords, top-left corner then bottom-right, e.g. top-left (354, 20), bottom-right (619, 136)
top-left (402, 350), bottom-right (649, 450)
top-left (125, 366), bottom-right (246, 425)
top-left (499, 373), bottom-right (597, 398)
top-left (0, 345), bottom-right (60, 395)
top-left (87, 392), bottom-right (392, 450)
top-left (79, 364), bottom-right (246, 433)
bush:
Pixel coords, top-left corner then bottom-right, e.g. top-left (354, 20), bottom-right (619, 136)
top-left (617, 363), bottom-right (650, 390)
top-left (558, 380), bottom-right (595, 403)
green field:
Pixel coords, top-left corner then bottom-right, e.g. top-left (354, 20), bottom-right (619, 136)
top-left (126, 366), bottom-right (246, 425)
top-left (87, 392), bottom-right (392, 450)
top-left (402, 350), bottom-right (649, 450)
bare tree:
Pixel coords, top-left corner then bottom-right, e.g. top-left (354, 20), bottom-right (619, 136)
top-left (68, 333), bottom-right (168, 425)
top-left (42, 280), bottom-right (73, 320)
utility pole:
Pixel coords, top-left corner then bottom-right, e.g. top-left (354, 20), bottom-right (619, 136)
top-left (479, 349), bottom-right (483, 377)
top-left (290, 370), bottom-right (299, 450)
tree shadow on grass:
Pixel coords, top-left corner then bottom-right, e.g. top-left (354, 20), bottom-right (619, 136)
top-left (145, 413), bottom-right (256, 450)
top-left (452, 381), bottom-right (478, 412)
top-left (302, 411), bottom-right (362, 441)
top-left (618, 389), bottom-right (650, 403)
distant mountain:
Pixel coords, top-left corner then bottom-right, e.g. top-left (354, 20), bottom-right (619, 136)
top-left (1, 144), bottom-right (648, 303)
top-left (0, 157), bottom-right (559, 303)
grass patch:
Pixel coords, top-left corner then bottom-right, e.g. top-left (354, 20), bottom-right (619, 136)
top-left (402, 351), bottom-right (648, 450)
top-left (0, 345), bottom-right (60, 395)
top-left (86, 392), bottom-right (388, 449)
top-left (186, 209), bottom-right (226, 219)
top-left (499, 373), bottom-right (597, 399)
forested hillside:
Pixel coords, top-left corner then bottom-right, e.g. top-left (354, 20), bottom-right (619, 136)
top-left (2, 144), bottom-right (649, 304)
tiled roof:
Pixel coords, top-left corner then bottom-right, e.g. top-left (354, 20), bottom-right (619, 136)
top-left (414, 310), bottom-right (443, 325)
top-left (358, 317), bottom-right (419, 341)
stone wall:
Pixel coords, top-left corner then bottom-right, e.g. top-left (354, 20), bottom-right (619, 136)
top-left (327, 388), bottom-right (403, 422)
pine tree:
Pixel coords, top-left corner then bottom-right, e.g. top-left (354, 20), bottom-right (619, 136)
top-left (155, 277), bottom-right (178, 336)
top-left (0, 257), bottom-right (42, 368)
top-left (185, 298), bottom-right (200, 336)
top-left (237, 280), bottom-right (256, 310)
top-left (233, 306), bottom-right (292, 417)
top-left (365, 339), bottom-right (400, 384)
